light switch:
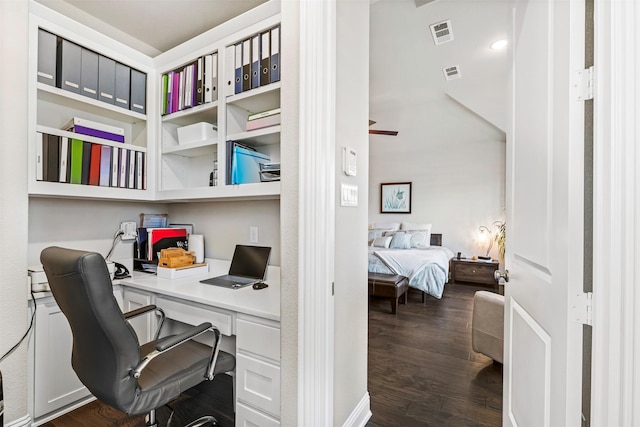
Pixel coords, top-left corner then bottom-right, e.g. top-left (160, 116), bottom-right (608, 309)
top-left (340, 183), bottom-right (358, 207)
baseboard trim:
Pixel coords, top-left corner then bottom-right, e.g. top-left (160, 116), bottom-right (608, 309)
top-left (5, 414), bottom-right (31, 427)
top-left (341, 392), bottom-right (372, 427)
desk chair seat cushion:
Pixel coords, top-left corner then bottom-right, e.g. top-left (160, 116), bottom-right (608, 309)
top-left (40, 246), bottom-right (234, 417)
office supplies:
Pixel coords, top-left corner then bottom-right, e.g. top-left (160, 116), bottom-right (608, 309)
top-left (98, 55), bottom-right (116, 104)
top-left (270, 26), bottom-right (280, 83)
top-left (200, 244), bottom-right (271, 289)
top-left (158, 248), bottom-right (195, 268)
top-left (111, 146), bottom-right (119, 187)
top-left (127, 149), bottom-right (135, 189)
top-left (246, 112), bottom-right (280, 131)
top-left (234, 42), bottom-right (243, 94)
top-left (204, 53), bottom-right (217, 102)
top-left (225, 45), bottom-right (235, 97)
top-left (64, 117), bottom-right (125, 143)
top-left (196, 57), bottom-right (204, 105)
top-left (242, 38), bottom-right (251, 92)
top-left (251, 34), bottom-right (260, 89)
top-left (118, 149), bottom-right (127, 187)
top-left (59, 137), bottom-right (69, 183)
top-left (56, 39), bottom-right (82, 94)
top-left (36, 133), bottom-right (44, 181)
top-left (80, 48), bottom-right (98, 99)
top-left (69, 138), bottom-right (83, 184)
top-left (231, 144), bottom-right (270, 184)
top-left (81, 141), bottom-right (92, 185)
top-left (37, 29), bottom-right (57, 86)
top-left (88, 143), bottom-right (101, 185)
top-left (99, 145), bottom-right (111, 186)
top-left (130, 68), bottom-right (147, 114)
top-left (146, 227), bottom-right (188, 261)
top-left (114, 62), bottom-right (131, 109)
top-left (46, 134), bottom-right (60, 182)
top-left (136, 151), bottom-right (144, 190)
top-left (260, 30), bottom-right (270, 86)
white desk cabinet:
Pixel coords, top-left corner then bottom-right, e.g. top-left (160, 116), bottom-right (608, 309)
top-left (122, 287), bottom-right (155, 344)
top-left (31, 288), bottom-right (123, 425)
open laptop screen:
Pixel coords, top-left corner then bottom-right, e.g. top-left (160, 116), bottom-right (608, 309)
top-left (229, 245), bottom-right (271, 279)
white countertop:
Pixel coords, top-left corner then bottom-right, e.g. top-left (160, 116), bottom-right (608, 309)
top-left (120, 259), bottom-right (281, 322)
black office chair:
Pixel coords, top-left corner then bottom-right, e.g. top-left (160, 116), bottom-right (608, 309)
top-left (40, 246), bottom-right (235, 427)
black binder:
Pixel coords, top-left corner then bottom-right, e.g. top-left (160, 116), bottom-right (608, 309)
top-left (270, 26), bottom-right (280, 83)
top-left (98, 55), bottom-right (116, 104)
top-left (260, 30), bottom-right (270, 87)
top-left (242, 38), bottom-right (251, 92)
top-left (37, 29), bottom-right (57, 87)
top-left (56, 39), bottom-right (82, 94)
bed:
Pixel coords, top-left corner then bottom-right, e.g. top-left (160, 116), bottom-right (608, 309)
top-left (368, 227), bottom-right (453, 299)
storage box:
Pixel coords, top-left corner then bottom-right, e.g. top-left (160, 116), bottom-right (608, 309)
top-left (177, 122), bottom-right (217, 145)
top-left (232, 146), bottom-right (270, 184)
top-left (157, 263), bottom-right (209, 279)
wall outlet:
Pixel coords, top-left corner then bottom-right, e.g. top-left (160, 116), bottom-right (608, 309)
top-left (120, 222), bottom-right (137, 241)
top-left (249, 226), bottom-right (259, 243)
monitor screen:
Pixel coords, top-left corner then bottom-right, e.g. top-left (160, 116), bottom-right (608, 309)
top-left (228, 245), bottom-right (271, 279)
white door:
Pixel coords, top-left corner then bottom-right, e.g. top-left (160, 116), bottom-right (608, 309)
top-left (504, 0), bottom-right (587, 425)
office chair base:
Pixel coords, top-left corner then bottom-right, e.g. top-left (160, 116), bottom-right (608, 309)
top-left (167, 411), bottom-right (218, 427)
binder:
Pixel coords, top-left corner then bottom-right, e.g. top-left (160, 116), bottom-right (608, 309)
top-left (36, 133), bottom-right (44, 181)
top-left (114, 62), bottom-right (131, 110)
top-left (111, 146), bottom-right (119, 187)
top-left (88, 143), bottom-right (102, 185)
top-left (46, 134), bottom-right (60, 182)
top-left (242, 38), bottom-right (251, 92)
top-left (161, 73), bottom-right (169, 115)
top-left (80, 48), bottom-right (98, 99)
top-left (204, 53), bottom-right (218, 102)
top-left (64, 117), bottom-right (125, 143)
top-left (56, 39), bottom-right (82, 94)
top-left (136, 151), bottom-right (144, 190)
top-left (98, 55), bottom-right (116, 104)
top-left (128, 149), bottom-right (136, 188)
top-left (196, 57), bottom-right (204, 105)
top-left (146, 228), bottom-right (188, 261)
top-left (99, 145), bottom-right (112, 186)
top-left (251, 34), bottom-right (260, 89)
top-left (130, 68), bottom-right (147, 114)
top-left (119, 149), bottom-right (128, 188)
top-left (69, 138), bottom-right (84, 185)
top-left (178, 69), bottom-right (185, 111)
top-left (59, 137), bottom-right (69, 183)
top-left (171, 71), bottom-right (180, 113)
top-left (224, 46), bottom-right (234, 97)
top-left (37, 29), bottom-right (57, 86)
top-left (81, 141), bottom-right (92, 185)
top-left (234, 42), bottom-right (243, 94)
top-left (270, 26), bottom-right (280, 83)
top-left (260, 30), bottom-right (270, 86)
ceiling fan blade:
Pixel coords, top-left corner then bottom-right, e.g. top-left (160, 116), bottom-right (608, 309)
top-left (369, 129), bottom-right (398, 136)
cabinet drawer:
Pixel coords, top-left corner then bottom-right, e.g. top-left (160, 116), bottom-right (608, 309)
top-left (237, 353), bottom-right (281, 417)
top-left (236, 402), bottom-right (280, 427)
top-left (236, 318), bottom-right (280, 361)
top-left (156, 296), bottom-right (234, 336)
top-left (454, 263), bottom-right (497, 285)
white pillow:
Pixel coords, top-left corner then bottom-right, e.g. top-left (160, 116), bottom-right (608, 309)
top-left (390, 232), bottom-right (412, 249)
top-left (408, 231), bottom-right (430, 248)
top-left (368, 229), bottom-right (388, 240)
top-left (401, 222), bottom-right (432, 231)
top-left (372, 236), bottom-right (392, 248)
top-left (372, 222), bottom-right (401, 231)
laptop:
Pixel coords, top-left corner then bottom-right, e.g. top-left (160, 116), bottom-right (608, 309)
top-left (200, 245), bottom-right (271, 289)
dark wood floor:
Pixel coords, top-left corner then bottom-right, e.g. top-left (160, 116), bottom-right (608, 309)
top-left (366, 283), bottom-right (503, 427)
top-left (42, 283), bottom-right (501, 427)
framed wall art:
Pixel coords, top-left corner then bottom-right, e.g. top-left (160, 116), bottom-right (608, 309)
top-left (380, 182), bottom-right (412, 213)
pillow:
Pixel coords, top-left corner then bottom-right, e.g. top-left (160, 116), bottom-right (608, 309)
top-left (401, 222), bottom-right (432, 231)
top-left (372, 222), bottom-right (401, 231)
top-left (368, 229), bottom-right (388, 240)
top-left (408, 230), bottom-right (430, 248)
top-left (389, 232), bottom-right (412, 249)
top-left (372, 236), bottom-right (392, 248)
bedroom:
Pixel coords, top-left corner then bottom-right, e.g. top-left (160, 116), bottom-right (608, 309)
top-left (367, 0), bottom-right (506, 297)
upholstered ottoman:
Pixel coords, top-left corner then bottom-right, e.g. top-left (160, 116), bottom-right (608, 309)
top-left (368, 273), bottom-right (409, 314)
top-left (472, 290), bottom-right (504, 363)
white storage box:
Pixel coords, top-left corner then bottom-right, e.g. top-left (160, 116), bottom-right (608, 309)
top-left (157, 263), bottom-right (209, 279)
top-left (177, 122), bottom-right (217, 145)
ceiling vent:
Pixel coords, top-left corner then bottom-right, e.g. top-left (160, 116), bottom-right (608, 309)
top-left (443, 65), bottom-right (461, 80)
top-left (430, 20), bottom-right (453, 45)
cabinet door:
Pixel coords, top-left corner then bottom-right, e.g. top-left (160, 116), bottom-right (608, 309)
top-left (122, 288), bottom-right (154, 344)
top-left (33, 300), bottom-right (90, 418)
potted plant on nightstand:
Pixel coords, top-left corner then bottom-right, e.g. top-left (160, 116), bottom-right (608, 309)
top-left (493, 220), bottom-right (506, 265)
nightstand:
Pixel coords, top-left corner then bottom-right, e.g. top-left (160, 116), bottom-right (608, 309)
top-left (450, 258), bottom-right (499, 291)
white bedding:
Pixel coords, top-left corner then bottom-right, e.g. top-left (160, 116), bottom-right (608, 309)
top-left (368, 245), bottom-right (454, 299)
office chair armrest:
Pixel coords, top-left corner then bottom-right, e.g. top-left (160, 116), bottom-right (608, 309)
top-left (123, 305), bottom-right (166, 341)
top-left (131, 322), bottom-right (214, 378)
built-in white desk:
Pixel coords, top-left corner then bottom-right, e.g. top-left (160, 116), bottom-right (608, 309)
top-left (120, 259), bottom-right (282, 427)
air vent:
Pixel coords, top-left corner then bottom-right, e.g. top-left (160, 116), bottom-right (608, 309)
top-left (443, 65), bottom-right (461, 80)
top-left (430, 20), bottom-right (454, 45)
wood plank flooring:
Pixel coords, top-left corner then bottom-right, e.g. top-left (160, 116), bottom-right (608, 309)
top-left (366, 283), bottom-right (503, 427)
top-left (41, 283), bottom-right (501, 426)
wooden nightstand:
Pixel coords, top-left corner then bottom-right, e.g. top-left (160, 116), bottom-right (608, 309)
top-left (450, 258), bottom-right (499, 290)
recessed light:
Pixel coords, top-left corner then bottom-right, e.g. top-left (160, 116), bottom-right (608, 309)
top-left (490, 39), bottom-right (508, 50)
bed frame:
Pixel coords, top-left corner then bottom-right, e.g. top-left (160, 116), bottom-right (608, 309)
top-left (430, 233), bottom-right (442, 247)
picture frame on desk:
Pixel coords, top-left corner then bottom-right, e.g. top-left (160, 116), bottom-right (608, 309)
top-left (380, 182), bottom-right (412, 214)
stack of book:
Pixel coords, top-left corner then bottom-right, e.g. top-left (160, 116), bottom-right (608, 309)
top-left (161, 52), bottom-right (218, 115)
top-left (259, 163), bottom-right (280, 182)
top-left (246, 107), bottom-right (280, 131)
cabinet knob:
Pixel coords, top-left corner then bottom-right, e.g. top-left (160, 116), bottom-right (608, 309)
top-left (494, 269), bottom-right (509, 282)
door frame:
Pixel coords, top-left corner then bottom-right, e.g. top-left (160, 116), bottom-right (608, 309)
top-left (591, 0), bottom-right (640, 425)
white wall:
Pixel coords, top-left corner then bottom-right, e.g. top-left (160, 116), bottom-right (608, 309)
top-left (0, 0), bottom-right (30, 423)
top-left (334, 0), bottom-right (370, 425)
top-left (369, 97), bottom-right (505, 258)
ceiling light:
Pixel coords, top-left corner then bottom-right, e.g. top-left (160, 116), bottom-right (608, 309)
top-left (490, 39), bottom-right (508, 50)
